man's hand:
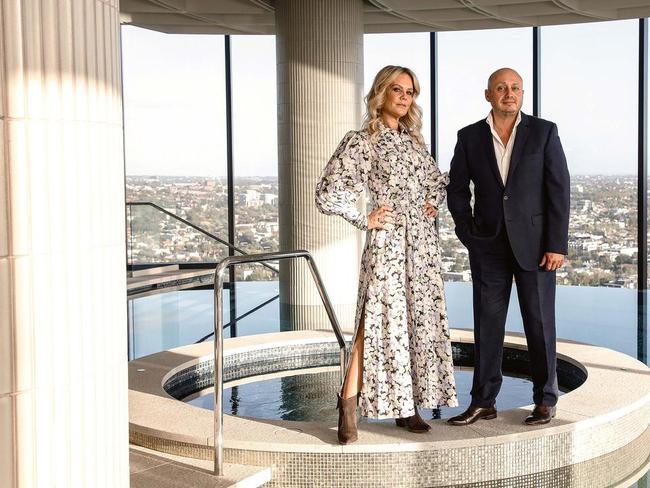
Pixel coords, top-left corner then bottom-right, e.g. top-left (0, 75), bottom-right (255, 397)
top-left (539, 252), bottom-right (564, 271)
top-left (423, 202), bottom-right (438, 218)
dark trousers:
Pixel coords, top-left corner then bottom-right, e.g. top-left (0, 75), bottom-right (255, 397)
top-left (468, 233), bottom-right (559, 407)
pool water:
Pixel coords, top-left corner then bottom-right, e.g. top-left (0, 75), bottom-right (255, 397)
top-left (128, 282), bottom-right (644, 361)
top-left (185, 368), bottom-right (548, 422)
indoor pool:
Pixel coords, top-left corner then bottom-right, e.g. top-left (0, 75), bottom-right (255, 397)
top-left (184, 367), bottom-right (557, 422)
top-left (136, 333), bottom-right (647, 488)
top-left (172, 340), bottom-right (582, 422)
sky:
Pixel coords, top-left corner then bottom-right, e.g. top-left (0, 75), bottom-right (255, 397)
top-left (122, 19), bottom-right (639, 177)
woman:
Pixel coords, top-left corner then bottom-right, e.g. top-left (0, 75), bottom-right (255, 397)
top-left (315, 65), bottom-right (458, 444)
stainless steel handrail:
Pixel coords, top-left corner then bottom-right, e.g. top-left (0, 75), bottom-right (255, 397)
top-left (212, 250), bottom-right (347, 476)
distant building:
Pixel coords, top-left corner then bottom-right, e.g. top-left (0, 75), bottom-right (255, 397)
top-left (620, 247), bottom-right (637, 257)
top-left (574, 199), bottom-right (591, 212)
top-left (262, 193), bottom-right (279, 205)
top-left (443, 271), bottom-right (472, 282)
top-left (240, 189), bottom-right (261, 206)
top-left (602, 280), bottom-right (625, 288)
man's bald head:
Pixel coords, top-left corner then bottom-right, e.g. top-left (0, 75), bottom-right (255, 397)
top-left (485, 68), bottom-right (524, 118)
top-left (487, 68), bottom-right (523, 90)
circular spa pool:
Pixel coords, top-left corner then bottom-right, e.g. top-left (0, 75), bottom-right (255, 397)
top-left (165, 341), bottom-right (586, 422)
top-left (130, 330), bottom-right (650, 488)
top-left (184, 368), bottom-right (553, 421)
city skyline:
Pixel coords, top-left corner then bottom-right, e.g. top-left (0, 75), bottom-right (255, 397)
top-left (127, 173), bottom-right (640, 289)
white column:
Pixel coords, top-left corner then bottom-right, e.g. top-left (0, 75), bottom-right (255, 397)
top-left (0, 0), bottom-right (129, 486)
top-left (276, 0), bottom-right (364, 331)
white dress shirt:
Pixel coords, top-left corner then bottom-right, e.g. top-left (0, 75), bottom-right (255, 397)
top-left (486, 110), bottom-right (522, 185)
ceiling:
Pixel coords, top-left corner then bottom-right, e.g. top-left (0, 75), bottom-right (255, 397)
top-left (119, 0), bottom-right (650, 35)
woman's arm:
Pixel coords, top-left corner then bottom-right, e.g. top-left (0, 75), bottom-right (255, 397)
top-left (424, 150), bottom-right (450, 211)
top-left (315, 131), bottom-right (372, 231)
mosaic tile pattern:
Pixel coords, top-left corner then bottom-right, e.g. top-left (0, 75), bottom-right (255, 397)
top-left (163, 342), bottom-right (587, 400)
top-left (453, 424), bottom-right (650, 488)
top-left (164, 342), bottom-right (343, 399)
top-left (131, 426), bottom-right (650, 487)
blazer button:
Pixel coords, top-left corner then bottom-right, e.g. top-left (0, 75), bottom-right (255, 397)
top-left (503, 195), bottom-right (509, 200)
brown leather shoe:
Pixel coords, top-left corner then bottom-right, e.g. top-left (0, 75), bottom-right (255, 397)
top-left (395, 407), bottom-right (431, 433)
top-left (447, 406), bottom-right (497, 426)
top-left (337, 394), bottom-right (358, 444)
top-left (524, 405), bottom-right (556, 425)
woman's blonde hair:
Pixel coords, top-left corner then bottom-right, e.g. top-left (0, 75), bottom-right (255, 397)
top-left (362, 65), bottom-right (425, 146)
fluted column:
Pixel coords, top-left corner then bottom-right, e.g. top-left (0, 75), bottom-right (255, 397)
top-left (276, 0), bottom-right (364, 331)
top-left (0, 1), bottom-right (128, 486)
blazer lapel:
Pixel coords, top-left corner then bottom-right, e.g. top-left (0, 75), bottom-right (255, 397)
top-left (505, 112), bottom-right (531, 186)
top-left (481, 120), bottom-right (504, 189)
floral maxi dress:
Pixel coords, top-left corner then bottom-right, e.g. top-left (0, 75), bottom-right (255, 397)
top-left (315, 125), bottom-right (458, 419)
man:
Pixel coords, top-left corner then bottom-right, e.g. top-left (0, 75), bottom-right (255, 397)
top-left (446, 68), bottom-right (570, 426)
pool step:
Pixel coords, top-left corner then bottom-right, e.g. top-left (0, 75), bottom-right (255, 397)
top-left (130, 446), bottom-right (272, 488)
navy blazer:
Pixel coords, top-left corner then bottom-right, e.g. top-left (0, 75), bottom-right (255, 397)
top-left (447, 112), bottom-right (570, 271)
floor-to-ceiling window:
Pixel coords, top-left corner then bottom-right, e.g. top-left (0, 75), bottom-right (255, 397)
top-left (122, 26), bottom-right (228, 267)
top-left (541, 19), bottom-right (639, 355)
top-left (437, 27), bottom-right (533, 328)
top-left (232, 35), bottom-right (279, 276)
top-left (230, 35), bottom-right (281, 336)
top-left (121, 20), bottom-right (650, 365)
top-left (122, 27), bottom-right (229, 357)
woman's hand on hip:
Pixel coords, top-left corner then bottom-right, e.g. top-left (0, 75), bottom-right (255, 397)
top-left (368, 205), bottom-right (394, 230)
top-left (424, 202), bottom-right (438, 218)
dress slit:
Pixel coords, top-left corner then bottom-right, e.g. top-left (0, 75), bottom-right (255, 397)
top-left (339, 275), bottom-right (369, 393)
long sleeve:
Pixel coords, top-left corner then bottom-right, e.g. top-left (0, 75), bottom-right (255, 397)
top-left (315, 130), bottom-right (371, 231)
top-left (447, 131), bottom-right (473, 244)
top-left (543, 123), bottom-right (570, 254)
top-left (424, 151), bottom-right (449, 209)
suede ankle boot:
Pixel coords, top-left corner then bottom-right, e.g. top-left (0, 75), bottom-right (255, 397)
top-left (337, 393), bottom-right (358, 444)
top-left (395, 407), bottom-right (431, 433)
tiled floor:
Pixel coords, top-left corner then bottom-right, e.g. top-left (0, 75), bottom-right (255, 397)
top-left (130, 445), bottom-right (271, 488)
